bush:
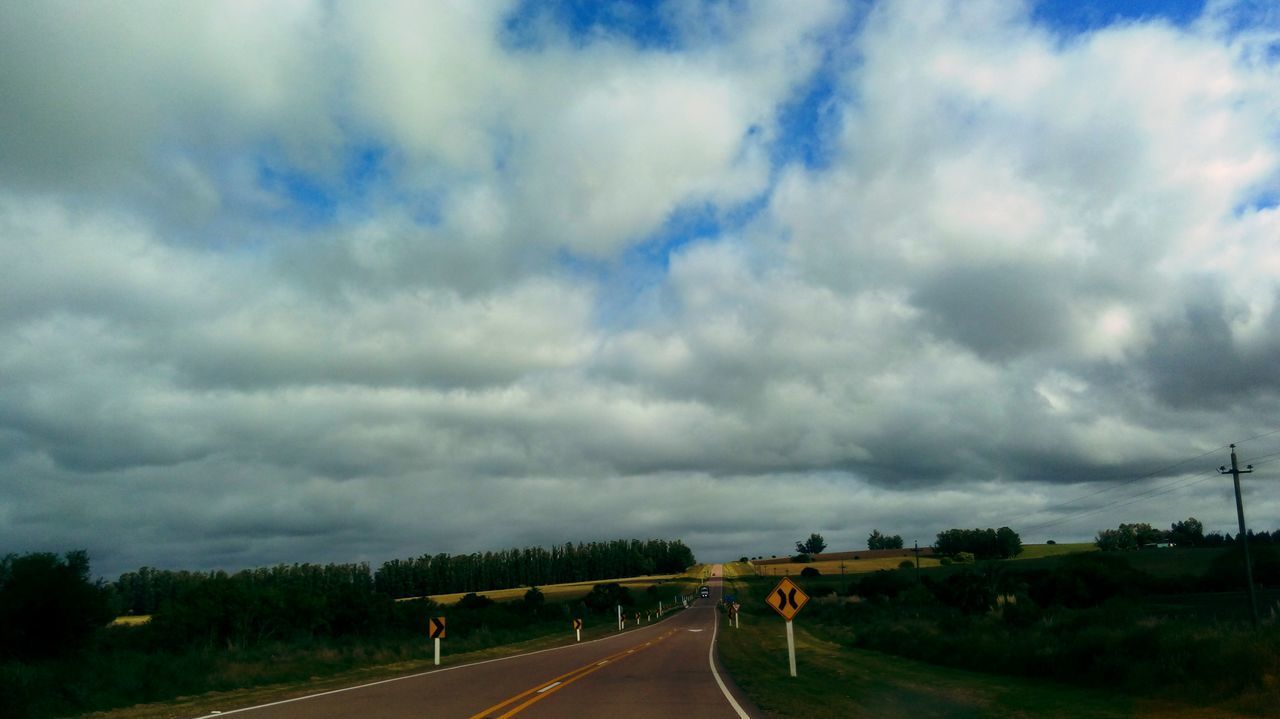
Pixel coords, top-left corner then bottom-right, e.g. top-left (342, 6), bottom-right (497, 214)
top-left (939, 557), bottom-right (953, 566)
top-left (926, 568), bottom-right (996, 614)
top-left (1203, 545), bottom-right (1280, 591)
top-left (0, 551), bottom-right (114, 661)
top-left (456, 593), bottom-right (494, 610)
top-left (792, 553), bottom-right (814, 563)
top-left (800, 567), bottom-right (820, 577)
top-left (852, 570), bottom-right (914, 600)
top-left (522, 587), bottom-right (545, 608)
top-left (1024, 553), bottom-right (1140, 609)
top-left (954, 552), bottom-right (975, 564)
top-left (898, 560), bottom-right (915, 569)
top-left (582, 583), bottom-right (633, 612)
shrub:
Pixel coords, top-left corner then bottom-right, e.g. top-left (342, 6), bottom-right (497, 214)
top-left (582, 583), bottom-right (633, 612)
top-left (522, 587), bottom-right (545, 608)
top-left (852, 570), bottom-right (914, 600)
top-left (457, 593), bottom-right (494, 610)
top-left (1046, 539), bottom-right (1057, 545)
top-left (939, 557), bottom-right (953, 566)
top-left (0, 551), bottom-right (114, 661)
top-left (800, 567), bottom-right (820, 577)
top-left (954, 552), bottom-right (975, 564)
top-left (898, 560), bottom-right (915, 569)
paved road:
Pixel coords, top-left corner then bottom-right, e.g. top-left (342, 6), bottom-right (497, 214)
top-left (192, 565), bottom-right (755, 719)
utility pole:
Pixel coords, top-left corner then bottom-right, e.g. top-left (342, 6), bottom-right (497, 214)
top-left (913, 540), bottom-right (921, 582)
top-left (1218, 444), bottom-right (1259, 627)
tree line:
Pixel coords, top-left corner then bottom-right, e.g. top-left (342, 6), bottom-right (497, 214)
top-left (372, 538), bottom-right (693, 600)
top-left (115, 538), bottom-right (693, 614)
top-left (1095, 517), bottom-right (1280, 551)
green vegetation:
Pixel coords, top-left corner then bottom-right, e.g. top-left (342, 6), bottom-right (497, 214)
top-left (116, 538), bottom-right (695, 614)
top-left (718, 549), bottom-right (1280, 717)
top-left (795, 533), bottom-right (828, 555)
top-left (1, 542), bottom-right (697, 719)
top-left (867, 530), bottom-right (904, 550)
top-left (934, 526), bottom-right (1023, 559)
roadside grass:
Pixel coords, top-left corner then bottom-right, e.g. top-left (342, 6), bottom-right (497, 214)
top-left (716, 576), bottom-right (1263, 719)
top-left (76, 577), bottom-right (702, 719)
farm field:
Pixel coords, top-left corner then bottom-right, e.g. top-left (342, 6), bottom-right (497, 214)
top-left (752, 554), bottom-right (944, 577)
top-left (420, 571), bottom-right (687, 604)
top-left (748, 543), bottom-right (1098, 579)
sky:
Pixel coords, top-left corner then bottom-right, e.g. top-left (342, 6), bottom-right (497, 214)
top-left (3, 0), bottom-right (1280, 579)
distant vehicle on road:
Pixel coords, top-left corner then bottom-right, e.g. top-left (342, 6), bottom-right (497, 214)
top-left (699, 585), bottom-right (710, 598)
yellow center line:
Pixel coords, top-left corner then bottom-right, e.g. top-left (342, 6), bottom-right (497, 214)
top-left (467, 630), bottom-right (675, 719)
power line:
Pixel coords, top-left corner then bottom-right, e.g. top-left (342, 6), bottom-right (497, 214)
top-left (1014, 428), bottom-right (1280, 535)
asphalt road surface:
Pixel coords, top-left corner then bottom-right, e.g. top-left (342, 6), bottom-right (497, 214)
top-left (192, 564), bottom-right (756, 719)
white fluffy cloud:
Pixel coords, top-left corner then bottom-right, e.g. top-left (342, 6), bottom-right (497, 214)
top-left (2, 1), bottom-right (1279, 576)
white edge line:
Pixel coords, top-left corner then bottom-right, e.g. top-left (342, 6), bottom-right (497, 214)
top-left (188, 605), bottom-right (688, 719)
top-left (709, 584), bottom-right (751, 719)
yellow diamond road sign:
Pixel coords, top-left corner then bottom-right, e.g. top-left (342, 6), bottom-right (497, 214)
top-left (766, 577), bottom-right (809, 621)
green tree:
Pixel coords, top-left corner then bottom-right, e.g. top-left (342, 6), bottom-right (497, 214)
top-left (1095, 522), bottom-right (1167, 551)
top-left (0, 550), bottom-right (113, 660)
top-left (1169, 517), bottom-right (1205, 547)
top-left (795, 533), bottom-right (827, 555)
top-left (868, 530), bottom-right (904, 550)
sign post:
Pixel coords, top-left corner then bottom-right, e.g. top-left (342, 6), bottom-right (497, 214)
top-left (429, 616), bottom-right (446, 666)
top-left (765, 577), bottom-right (809, 677)
top-left (573, 617), bottom-right (583, 642)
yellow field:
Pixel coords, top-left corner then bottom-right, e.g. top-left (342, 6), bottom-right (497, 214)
top-left (752, 555), bottom-right (942, 578)
top-left (110, 615), bottom-right (152, 626)
top-left (418, 571), bottom-right (688, 605)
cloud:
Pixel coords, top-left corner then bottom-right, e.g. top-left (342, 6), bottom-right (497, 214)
top-left (1, 1), bottom-right (1279, 577)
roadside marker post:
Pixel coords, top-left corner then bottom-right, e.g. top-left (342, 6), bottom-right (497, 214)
top-left (429, 616), bottom-right (446, 666)
top-left (617, 605), bottom-right (623, 631)
top-left (573, 617), bottom-right (583, 642)
top-left (765, 578), bottom-right (809, 677)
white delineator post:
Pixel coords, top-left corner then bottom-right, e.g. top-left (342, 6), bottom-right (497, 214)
top-left (576, 626), bottom-right (581, 642)
top-left (617, 604), bottom-right (623, 631)
top-left (785, 620), bottom-right (797, 677)
top-left (434, 636), bottom-right (441, 666)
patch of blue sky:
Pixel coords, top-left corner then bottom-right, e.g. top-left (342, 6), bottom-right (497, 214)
top-left (568, 194), bottom-right (769, 330)
top-left (248, 140), bottom-right (404, 228)
top-left (1031, 0), bottom-right (1206, 36)
top-left (1233, 187), bottom-right (1280, 216)
top-left (770, 62), bottom-right (842, 171)
top-left (501, 0), bottom-right (684, 51)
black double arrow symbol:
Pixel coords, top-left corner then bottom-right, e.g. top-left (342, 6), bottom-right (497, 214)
top-left (775, 586), bottom-right (801, 611)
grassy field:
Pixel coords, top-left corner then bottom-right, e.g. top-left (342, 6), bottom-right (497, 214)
top-left (750, 555), bottom-right (944, 578)
top-left (1014, 542), bottom-right (1096, 559)
top-left (422, 572), bottom-right (685, 604)
top-left (715, 567), bottom-right (1267, 718)
top-left (748, 544), bottom-right (1097, 580)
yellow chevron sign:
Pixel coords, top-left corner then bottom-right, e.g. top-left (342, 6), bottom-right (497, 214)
top-left (765, 577), bottom-right (808, 621)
